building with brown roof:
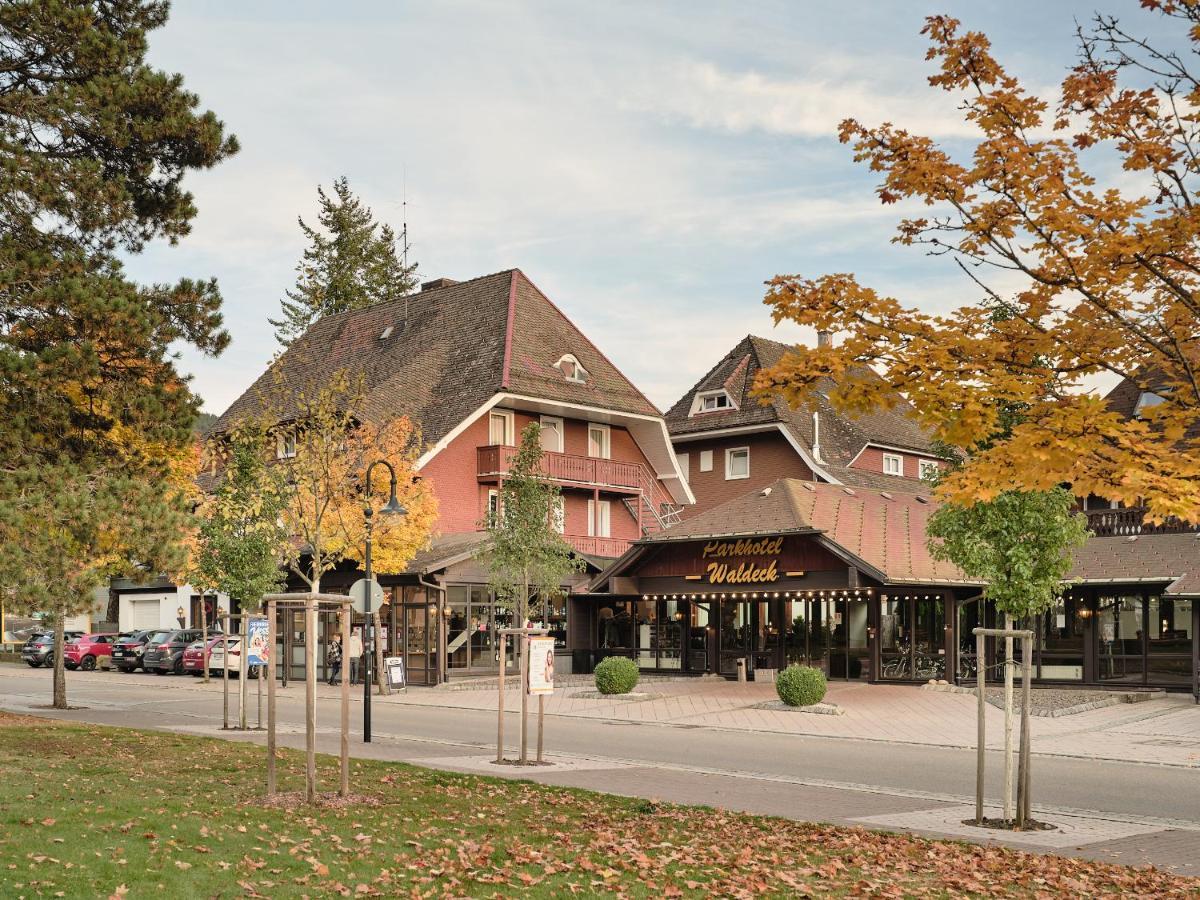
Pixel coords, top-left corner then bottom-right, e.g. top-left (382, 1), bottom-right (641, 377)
top-left (208, 269), bottom-right (692, 682)
top-left (665, 334), bottom-right (945, 519)
top-left (574, 478), bottom-right (1198, 697)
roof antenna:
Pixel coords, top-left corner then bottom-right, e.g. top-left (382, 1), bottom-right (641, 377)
top-left (401, 165), bottom-right (410, 328)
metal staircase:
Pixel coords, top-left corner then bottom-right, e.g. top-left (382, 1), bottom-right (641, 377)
top-left (623, 473), bottom-right (683, 536)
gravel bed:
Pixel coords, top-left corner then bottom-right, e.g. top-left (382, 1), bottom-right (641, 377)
top-left (753, 700), bottom-right (845, 716)
top-left (922, 682), bottom-right (1164, 716)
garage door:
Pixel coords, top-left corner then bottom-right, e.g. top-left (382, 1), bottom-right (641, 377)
top-left (129, 599), bottom-right (160, 631)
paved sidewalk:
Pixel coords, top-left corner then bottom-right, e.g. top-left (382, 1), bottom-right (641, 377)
top-left (383, 677), bottom-right (1200, 768)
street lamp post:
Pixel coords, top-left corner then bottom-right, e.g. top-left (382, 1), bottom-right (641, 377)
top-left (362, 459), bottom-right (406, 743)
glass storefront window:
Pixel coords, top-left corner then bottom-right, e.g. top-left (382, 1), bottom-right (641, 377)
top-left (1039, 595), bottom-right (1083, 681)
top-left (1099, 595), bottom-right (1145, 684)
top-left (1147, 596), bottom-right (1194, 686)
top-left (597, 600), bottom-right (633, 650)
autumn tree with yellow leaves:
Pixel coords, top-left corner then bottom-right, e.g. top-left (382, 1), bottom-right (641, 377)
top-left (757, 5), bottom-right (1200, 522)
top-left (262, 370), bottom-right (437, 594)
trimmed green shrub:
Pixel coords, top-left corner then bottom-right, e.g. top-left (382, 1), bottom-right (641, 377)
top-left (594, 656), bottom-right (639, 694)
top-left (775, 664), bottom-right (827, 707)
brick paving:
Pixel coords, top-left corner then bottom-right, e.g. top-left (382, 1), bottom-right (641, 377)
top-left (391, 678), bottom-right (1200, 768)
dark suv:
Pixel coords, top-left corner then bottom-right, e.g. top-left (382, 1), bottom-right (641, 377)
top-left (111, 630), bottom-right (162, 672)
top-left (142, 629), bottom-right (205, 675)
top-left (20, 631), bottom-right (85, 668)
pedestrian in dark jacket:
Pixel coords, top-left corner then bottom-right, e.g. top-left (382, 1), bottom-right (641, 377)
top-left (326, 634), bottom-right (343, 686)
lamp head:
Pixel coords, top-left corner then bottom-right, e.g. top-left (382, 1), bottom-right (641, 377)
top-left (381, 490), bottom-right (406, 517)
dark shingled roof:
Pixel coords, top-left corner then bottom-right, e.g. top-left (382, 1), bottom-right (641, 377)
top-left (212, 269), bottom-right (659, 443)
top-left (1068, 532), bottom-right (1200, 596)
top-left (665, 335), bottom-right (937, 471)
top-left (643, 478), bottom-right (974, 585)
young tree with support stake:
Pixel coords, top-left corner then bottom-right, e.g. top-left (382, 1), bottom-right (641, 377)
top-left (927, 489), bottom-right (1088, 826)
top-left (192, 422), bottom-right (289, 682)
top-left (486, 423), bottom-right (585, 763)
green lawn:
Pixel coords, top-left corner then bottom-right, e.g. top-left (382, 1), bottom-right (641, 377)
top-left (0, 713), bottom-right (1193, 898)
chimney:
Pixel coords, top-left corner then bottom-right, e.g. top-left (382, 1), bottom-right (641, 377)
top-left (817, 330), bottom-right (833, 349)
top-left (420, 277), bottom-right (459, 292)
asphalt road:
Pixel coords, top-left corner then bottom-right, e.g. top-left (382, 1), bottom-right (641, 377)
top-left (3, 664), bottom-right (1197, 830)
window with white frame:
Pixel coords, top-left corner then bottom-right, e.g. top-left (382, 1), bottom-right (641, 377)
top-left (587, 499), bottom-right (611, 537)
top-left (883, 453), bottom-right (903, 476)
top-left (918, 459), bottom-right (939, 481)
top-left (539, 416), bottom-right (564, 453)
top-left (725, 447), bottom-right (750, 480)
top-left (699, 449), bottom-right (713, 472)
top-left (1134, 391), bottom-right (1166, 417)
top-left (552, 496), bottom-right (566, 534)
top-left (489, 410), bottom-right (515, 446)
top-left (276, 431), bottom-right (296, 460)
top-left (556, 354), bottom-right (588, 383)
top-left (487, 489), bottom-right (501, 525)
top-left (587, 423), bottom-right (611, 459)
top-left (676, 452), bottom-right (690, 483)
top-left (691, 390), bottom-right (735, 416)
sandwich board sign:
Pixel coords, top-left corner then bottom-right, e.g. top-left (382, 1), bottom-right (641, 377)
top-left (384, 655), bottom-right (406, 690)
top-left (526, 637), bottom-right (555, 696)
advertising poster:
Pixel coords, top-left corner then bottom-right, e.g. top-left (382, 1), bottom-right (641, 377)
top-left (245, 616), bottom-right (270, 666)
top-left (384, 656), bottom-right (406, 689)
top-left (527, 636), bottom-right (556, 696)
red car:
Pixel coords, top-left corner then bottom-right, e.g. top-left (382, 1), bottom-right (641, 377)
top-left (63, 633), bottom-right (119, 671)
top-left (182, 636), bottom-right (226, 676)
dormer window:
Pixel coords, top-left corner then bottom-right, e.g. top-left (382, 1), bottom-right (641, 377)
top-left (1134, 391), bottom-right (1166, 417)
top-left (276, 431), bottom-right (297, 460)
top-left (555, 354), bottom-right (588, 384)
top-left (690, 390), bottom-right (737, 416)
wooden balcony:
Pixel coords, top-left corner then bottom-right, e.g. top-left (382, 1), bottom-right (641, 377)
top-left (1084, 507), bottom-right (1199, 537)
top-left (566, 534), bottom-right (632, 558)
top-left (477, 444), bottom-right (643, 493)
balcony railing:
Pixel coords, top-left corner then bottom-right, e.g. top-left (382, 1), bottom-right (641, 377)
top-left (566, 535), bottom-right (632, 558)
top-left (1085, 507), bottom-right (1199, 537)
top-left (478, 445), bottom-right (643, 492)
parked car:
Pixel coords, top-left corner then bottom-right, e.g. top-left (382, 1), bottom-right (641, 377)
top-left (20, 631), bottom-right (85, 668)
top-left (142, 629), bottom-right (205, 675)
top-left (110, 629), bottom-right (162, 672)
top-left (182, 635), bottom-right (227, 676)
top-left (208, 635), bottom-right (261, 679)
top-left (63, 633), bottom-right (120, 671)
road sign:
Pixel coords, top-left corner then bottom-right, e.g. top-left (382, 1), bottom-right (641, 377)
top-left (527, 636), bottom-right (555, 696)
top-left (246, 616), bottom-right (270, 665)
top-left (348, 578), bottom-right (384, 614)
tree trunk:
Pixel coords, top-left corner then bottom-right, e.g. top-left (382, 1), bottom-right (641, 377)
top-left (201, 600), bottom-right (210, 684)
top-left (52, 606), bottom-right (67, 710)
top-left (1003, 612), bottom-right (1015, 822)
top-left (372, 609), bottom-right (388, 696)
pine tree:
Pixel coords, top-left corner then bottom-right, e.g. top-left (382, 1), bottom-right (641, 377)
top-left (0, 1), bottom-right (236, 708)
top-left (271, 177), bottom-right (418, 346)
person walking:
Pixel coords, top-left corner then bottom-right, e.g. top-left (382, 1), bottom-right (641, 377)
top-left (326, 633), bottom-right (343, 686)
top-left (348, 628), bottom-right (364, 685)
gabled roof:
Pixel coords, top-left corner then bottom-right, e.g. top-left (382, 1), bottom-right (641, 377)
top-left (665, 335), bottom-right (937, 471)
top-left (213, 269), bottom-right (660, 445)
top-left (641, 478), bottom-right (975, 586)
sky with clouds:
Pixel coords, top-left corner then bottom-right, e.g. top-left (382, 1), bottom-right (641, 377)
top-left (129, 1), bottom-right (1178, 414)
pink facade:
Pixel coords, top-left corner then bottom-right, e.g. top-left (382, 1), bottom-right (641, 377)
top-left (420, 407), bottom-right (670, 557)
